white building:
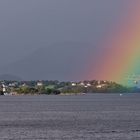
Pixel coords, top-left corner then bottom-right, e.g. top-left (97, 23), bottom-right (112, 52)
top-left (71, 83), bottom-right (76, 86)
top-left (87, 83), bottom-right (91, 87)
top-left (79, 82), bottom-right (85, 86)
top-left (37, 82), bottom-right (43, 86)
top-left (96, 85), bottom-right (102, 88)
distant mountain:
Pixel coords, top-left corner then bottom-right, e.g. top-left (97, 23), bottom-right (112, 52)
top-left (0, 42), bottom-right (105, 81)
top-left (0, 74), bottom-right (22, 81)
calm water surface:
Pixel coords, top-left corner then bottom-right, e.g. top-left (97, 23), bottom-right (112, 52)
top-left (0, 93), bottom-right (140, 140)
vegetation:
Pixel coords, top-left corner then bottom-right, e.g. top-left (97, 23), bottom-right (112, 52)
top-left (0, 80), bottom-right (139, 95)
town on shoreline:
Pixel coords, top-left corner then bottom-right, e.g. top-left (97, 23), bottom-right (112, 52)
top-left (0, 80), bottom-right (140, 95)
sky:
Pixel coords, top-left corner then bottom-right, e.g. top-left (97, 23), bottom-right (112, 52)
top-left (0, 0), bottom-right (124, 64)
top-left (0, 0), bottom-right (134, 81)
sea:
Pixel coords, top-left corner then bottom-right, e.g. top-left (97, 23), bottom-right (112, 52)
top-left (0, 93), bottom-right (140, 140)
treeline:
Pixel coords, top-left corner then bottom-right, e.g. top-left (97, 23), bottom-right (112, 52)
top-left (61, 83), bottom-right (127, 93)
top-left (0, 80), bottom-right (140, 95)
top-left (13, 86), bottom-right (60, 95)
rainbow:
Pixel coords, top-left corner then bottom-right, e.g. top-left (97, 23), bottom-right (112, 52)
top-left (88, 1), bottom-right (140, 86)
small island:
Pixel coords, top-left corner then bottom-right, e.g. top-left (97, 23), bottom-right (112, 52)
top-left (0, 80), bottom-right (139, 95)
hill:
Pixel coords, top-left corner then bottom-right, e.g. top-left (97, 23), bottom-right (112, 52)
top-left (0, 42), bottom-right (104, 81)
top-left (0, 74), bottom-right (22, 81)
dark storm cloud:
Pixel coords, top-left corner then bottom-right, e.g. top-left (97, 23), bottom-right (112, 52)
top-left (0, 0), bottom-right (128, 80)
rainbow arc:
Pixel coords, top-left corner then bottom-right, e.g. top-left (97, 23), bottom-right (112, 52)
top-left (87, 1), bottom-right (140, 86)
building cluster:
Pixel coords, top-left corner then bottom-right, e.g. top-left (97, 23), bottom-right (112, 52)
top-left (0, 79), bottom-right (130, 95)
top-left (0, 81), bottom-right (44, 95)
top-left (71, 80), bottom-right (108, 88)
